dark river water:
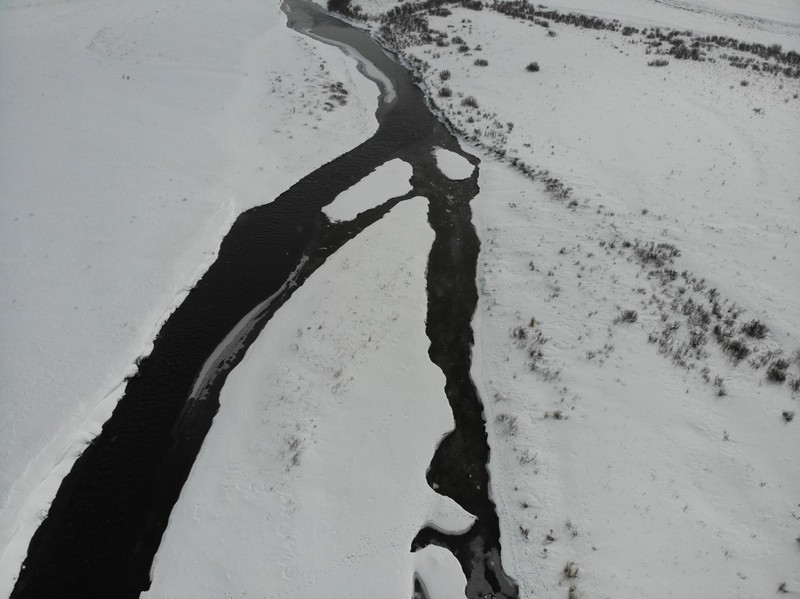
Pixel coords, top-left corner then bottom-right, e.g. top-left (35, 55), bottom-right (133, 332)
top-left (11, 2), bottom-right (518, 597)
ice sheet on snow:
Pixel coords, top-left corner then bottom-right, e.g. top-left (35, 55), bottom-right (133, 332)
top-left (323, 158), bottom-right (413, 222)
top-left (144, 198), bottom-right (473, 598)
top-left (423, 493), bottom-right (475, 535)
top-left (413, 545), bottom-right (468, 599)
top-left (432, 147), bottom-right (474, 180)
top-left (302, 27), bottom-right (397, 104)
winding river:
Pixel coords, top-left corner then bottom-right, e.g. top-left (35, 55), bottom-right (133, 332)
top-left (11, 1), bottom-right (518, 597)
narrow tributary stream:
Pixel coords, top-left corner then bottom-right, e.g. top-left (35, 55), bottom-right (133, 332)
top-left (11, 2), bottom-right (518, 597)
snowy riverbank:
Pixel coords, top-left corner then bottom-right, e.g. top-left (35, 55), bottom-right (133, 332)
top-left (0, 0), bottom-right (378, 592)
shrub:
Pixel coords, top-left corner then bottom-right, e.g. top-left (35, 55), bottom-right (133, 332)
top-left (526, 61), bottom-right (540, 72)
top-left (563, 561), bottom-right (579, 579)
top-left (740, 79), bottom-right (749, 86)
top-left (439, 86), bottom-right (452, 97)
top-left (439, 69), bottom-right (451, 81)
top-left (474, 58), bottom-right (489, 66)
top-left (632, 241), bottom-right (680, 266)
top-left (518, 449), bottom-right (537, 465)
top-left (774, 358), bottom-right (790, 370)
top-left (782, 410), bottom-right (795, 422)
top-left (495, 413), bottom-right (518, 436)
top-left (648, 58), bottom-right (670, 67)
top-left (568, 586), bottom-right (579, 599)
top-left (616, 309), bottom-right (639, 324)
top-left (458, 44), bottom-right (470, 52)
top-left (722, 337), bottom-right (751, 363)
top-left (327, 0), bottom-right (353, 14)
top-left (461, 95), bottom-right (479, 108)
top-left (462, 0), bottom-right (483, 11)
top-left (767, 359), bottom-right (790, 382)
top-left (741, 319), bottom-right (768, 339)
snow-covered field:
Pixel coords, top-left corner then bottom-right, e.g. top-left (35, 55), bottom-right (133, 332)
top-left (2, 0), bottom-right (799, 596)
top-left (401, 3), bottom-right (800, 341)
top-left (0, 0), bottom-right (379, 591)
top-left (370, 0), bottom-right (800, 595)
top-left (473, 156), bottom-right (800, 597)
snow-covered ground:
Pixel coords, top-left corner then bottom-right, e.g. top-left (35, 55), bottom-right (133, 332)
top-left (432, 147), bottom-right (476, 180)
top-left (323, 158), bottom-right (413, 221)
top-left (473, 156), bottom-right (800, 598)
top-left (0, 0), bottom-right (379, 592)
top-left (368, 0), bottom-right (800, 596)
top-left (143, 198), bottom-right (474, 598)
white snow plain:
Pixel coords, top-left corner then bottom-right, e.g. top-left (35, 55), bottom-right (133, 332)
top-left (143, 198), bottom-right (475, 598)
top-left (0, 0), bottom-right (380, 592)
top-left (432, 147), bottom-right (475, 180)
top-left (360, 0), bottom-right (800, 596)
top-left (473, 155), bottom-right (800, 598)
top-left (323, 158), bottom-right (414, 222)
